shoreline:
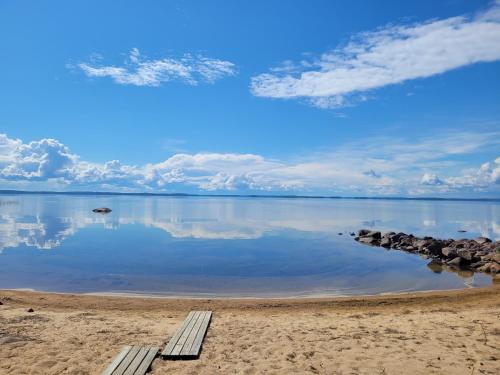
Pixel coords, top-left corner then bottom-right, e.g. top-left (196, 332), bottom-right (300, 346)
top-left (0, 282), bottom-right (496, 300)
top-left (1, 286), bottom-right (499, 374)
top-left (2, 283), bottom-right (499, 310)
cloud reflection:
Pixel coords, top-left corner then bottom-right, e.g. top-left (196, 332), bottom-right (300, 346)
top-left (0, 196), bottom-right (498, 252)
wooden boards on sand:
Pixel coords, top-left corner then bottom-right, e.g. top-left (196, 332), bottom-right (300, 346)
top-left (102, 345), bottom-right (160, 375)
top-left (161, 311), bottom-right (212, 359)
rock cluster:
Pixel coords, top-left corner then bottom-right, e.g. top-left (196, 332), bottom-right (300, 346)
top-left (355, 229), bottom-right (500, 275)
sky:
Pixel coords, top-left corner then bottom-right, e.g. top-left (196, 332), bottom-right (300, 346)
top-left (0, 0), bottom-right (499, 197)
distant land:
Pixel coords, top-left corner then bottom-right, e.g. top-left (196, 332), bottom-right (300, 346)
top-left (0, 190), bottom-right (499, 202)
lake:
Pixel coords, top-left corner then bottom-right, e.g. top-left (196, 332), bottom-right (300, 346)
top-left (0, 194), bottom-right (498, 297)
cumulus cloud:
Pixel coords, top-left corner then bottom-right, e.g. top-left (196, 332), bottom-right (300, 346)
top-left (250, 2), bottom-right (500, 108)
top-left (422, 157), bottom-right (500, 190)
top-left (76, 48), bottom-right (236, 86)
top-left (0, 135), bottom-right (77, 181)
top-left (0, 132), bottom-right (499, 196)
top-left (421, 173), bottom-right (444, 186)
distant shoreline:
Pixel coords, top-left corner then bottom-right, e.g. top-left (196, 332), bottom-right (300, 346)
top-left (1, 189), bottom-right (499, 202)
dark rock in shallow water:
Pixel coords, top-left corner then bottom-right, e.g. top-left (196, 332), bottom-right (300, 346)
top-left (441, 247), bottom-right (457, 258)
top-left (426, 240), bottom-right (444, 256)
top-left (447, 257), bottom-right (462, 268)
top-left (470, 260), bottom-right (487, 269)
top-left (380, 237), bottom-right (391, 248)
top-left (92, 207), bottom-right (112, 213)
top-left (457, 229), bottom-right (467, 233)
top-left (457, 249), bottom-right (474, 262)
top-left (358, 236), bottom-right (380, 245)
top-left (354, 229), bottom-right (498, 276)
top-left (366, 231), bottom-right (381, 239)
top-left (350, 232), bottom-right (355, 236)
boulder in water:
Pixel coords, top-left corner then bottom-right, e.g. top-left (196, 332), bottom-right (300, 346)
top-left (92, 207), bottom-right (112, 213)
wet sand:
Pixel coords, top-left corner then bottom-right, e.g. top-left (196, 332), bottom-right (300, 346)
top-left (1, 286), bottom-right (499, 374)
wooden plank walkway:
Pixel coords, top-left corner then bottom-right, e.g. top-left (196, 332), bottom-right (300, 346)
top-left (161, 311), bottom-right (212, 359)
top-left (102, 345), bottom-right (160, 375)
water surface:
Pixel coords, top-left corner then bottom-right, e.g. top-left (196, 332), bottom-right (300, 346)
top-left (0, 194), bottom-right (497, 297)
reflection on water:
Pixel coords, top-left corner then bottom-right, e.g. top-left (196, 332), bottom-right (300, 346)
top-left (0, 195), bottom-right (497, 296)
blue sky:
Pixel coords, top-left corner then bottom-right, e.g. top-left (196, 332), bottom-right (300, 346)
top-left (1, 0), bottom-right (499, 197)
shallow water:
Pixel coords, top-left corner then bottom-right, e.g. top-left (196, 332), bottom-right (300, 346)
top-left (0, 194), bottom-right (497, 297)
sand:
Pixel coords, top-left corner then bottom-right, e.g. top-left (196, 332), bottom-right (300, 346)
top-left (1, 286), bottom-right (499, 375)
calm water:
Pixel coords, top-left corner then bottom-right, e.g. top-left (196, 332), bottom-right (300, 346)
top-left (0, 194), bottom-right (498, 297)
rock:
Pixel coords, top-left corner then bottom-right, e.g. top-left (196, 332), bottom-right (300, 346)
top-left (92, 207), bottom-right (112, 213)
top-left (425, 240), bottom-right (443, 255)
top-left (481, 254), bottom-right (491, 261)
top-left (489, 263), bottom-right (500, 274)
top-left (353, 228), bottom-right (496, 275)
top-left (470, 260), bottom-right (487, 269)
top-left (447, 257), bottom-right (462, 268)
top-left (338, 232), bottom-right (343, 235)
top-left (441, 247), bottom-right (457, 258)
top-left (475, 237), bottom-right (492, 245)
top-left (398, 236), bottom-right (414, 247)
top-left (349, 232), bottom-right (355, 236)
top-left (358, 236), bottom-right (380, 245)
top-left (414, 239), bottom-right (429, 249)
top-left (458, 230), bottom-right (467, 233)
top-left (27, 308), bottom-right (34, 313)
top-left (478, 263), bottom-right (491, 273)
top-left (457, 249), bottom-right (475, 262)
top-left (0, 301), bottom-right (3, 305)
top-left (380, 237), bottom-right (391, 248)
top-left (363, 231), bottom-right (381, 239)
top-left (478, 262), bottom-right (499, 273)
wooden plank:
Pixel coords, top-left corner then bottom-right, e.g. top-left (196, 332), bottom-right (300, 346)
top-left (123, 346), bottom-right (150, 375)
top-left (102, 346), bottom-right (132, 375)
top-left (112, 345), bottom-right (141, 375)
top-left (133, 346), bottom-right (160, 375)
top-left (170, 311), bottom-right (202, 356)
top-left (161, 310), bottom-right (212, 359)
top-left (180, 311), bottom-right (207, 356)
top-left (187, 311), bottom-right (212, 357)
top-left (161, 311), bottom-right (196, 357)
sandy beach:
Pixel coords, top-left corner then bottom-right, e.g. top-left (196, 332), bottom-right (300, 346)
top-left (0, 285), bottom-right (499, 375)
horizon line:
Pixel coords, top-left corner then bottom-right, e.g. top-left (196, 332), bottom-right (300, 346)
top-left (0, 189), bottom-right (499, 202)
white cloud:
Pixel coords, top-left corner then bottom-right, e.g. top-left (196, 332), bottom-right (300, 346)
top-left (421, 173), bottom-right (444, 186)
top-left (76, 48), bottom-right (236, 87)
top-left (0, 132), bottom-right (499, 196)
top-left (0, 135), bottom-right (77, 181)
top-left (250, 2), bottom-right (500, 108)
top-left (422, 157), bottom-right (500, 190)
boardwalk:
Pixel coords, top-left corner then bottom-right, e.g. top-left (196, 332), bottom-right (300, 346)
top-left (102, 345), bottom-right (160, 375)
top-left (161, 311), bottom-right (212, 359)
